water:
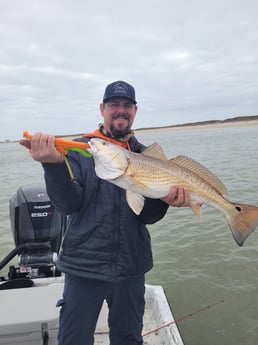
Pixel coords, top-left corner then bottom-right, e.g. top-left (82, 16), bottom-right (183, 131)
top-left (0, 125), bottom-right (258, 345)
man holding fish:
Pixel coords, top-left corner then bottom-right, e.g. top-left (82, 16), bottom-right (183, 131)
top-left (20, 81), bottom-right (190, 345)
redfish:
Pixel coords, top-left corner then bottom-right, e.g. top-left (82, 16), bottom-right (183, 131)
top-left (87, 139), bottom-right (258, 246)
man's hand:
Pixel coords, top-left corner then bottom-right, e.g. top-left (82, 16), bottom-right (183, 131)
top-left (19, 132), bottom-right (64, 163)
top-left (161, 186), bottom-right (190, 207)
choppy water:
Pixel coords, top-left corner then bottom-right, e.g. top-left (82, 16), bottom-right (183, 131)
top-left (0, 125), bottom-right (258, 345)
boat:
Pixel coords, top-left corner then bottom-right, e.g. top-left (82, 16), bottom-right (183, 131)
top-left (0, 185), bottom-right (184, 345)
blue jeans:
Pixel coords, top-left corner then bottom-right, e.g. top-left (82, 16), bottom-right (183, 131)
top-left (57, 274), bottom-right (145, 345)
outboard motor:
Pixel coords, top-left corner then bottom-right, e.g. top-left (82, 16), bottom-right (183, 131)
top-left (0, 185), bottom-right (65, 282)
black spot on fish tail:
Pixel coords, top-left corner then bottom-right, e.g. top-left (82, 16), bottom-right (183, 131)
top-left (226, 202), bottom-right (258, 246)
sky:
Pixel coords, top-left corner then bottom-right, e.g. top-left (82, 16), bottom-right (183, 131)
top-left (1, 0), bottom-right (258, 141)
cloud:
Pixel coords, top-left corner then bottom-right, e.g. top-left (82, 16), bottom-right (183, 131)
top-left (0, 0), bottom-right (258, 140)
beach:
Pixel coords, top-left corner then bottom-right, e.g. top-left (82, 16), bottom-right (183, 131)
top-left (63, 118), bottom-right (258, 140)
top-left (1, 117), bottom-right (258, 143)
top-left (134, 118), bottom-right (258, 134)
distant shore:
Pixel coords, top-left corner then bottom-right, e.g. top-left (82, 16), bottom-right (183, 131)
top-left (134, 118), bottom-right (258, 134)
top-left (1, 116), bottom-right (258, 143)
top-left (64, 116), bottom-right (258, 139)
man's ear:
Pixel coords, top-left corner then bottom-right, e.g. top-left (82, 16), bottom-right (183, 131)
top-left (99, 103), bottom-right (105, 116)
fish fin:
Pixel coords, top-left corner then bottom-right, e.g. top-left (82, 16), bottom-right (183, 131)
top-left (190, 202), bottom-right (202, 217)
top-left (226, 203), bottom-right (258, 246)
top-left (126, 191), bottom-right (145, 215)
top-left (142, 143), bottom-right (167, 160)
top-left (172, 155), bottom-right (227, 196)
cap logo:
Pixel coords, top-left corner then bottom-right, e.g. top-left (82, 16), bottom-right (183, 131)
top-left (112, 83), bottom-right (128, 95)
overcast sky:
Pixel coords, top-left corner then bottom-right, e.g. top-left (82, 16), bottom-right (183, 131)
top-left (1, 0), bottom-right (258, 141)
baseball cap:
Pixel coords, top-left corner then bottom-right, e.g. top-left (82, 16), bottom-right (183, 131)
top-left (103, 81), bottom-right (137, 104)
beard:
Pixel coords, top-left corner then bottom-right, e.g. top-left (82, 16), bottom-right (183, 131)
top-left (110, 123), bottom-right (131, 139)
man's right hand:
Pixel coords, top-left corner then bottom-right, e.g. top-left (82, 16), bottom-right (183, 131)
top-left (19, 132), bottom-right (64, 163)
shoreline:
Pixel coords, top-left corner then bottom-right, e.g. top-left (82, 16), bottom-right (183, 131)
top-left (64, 119), bottom-right (258, 140)
top-left (65, 118), bottom-right (258, 139)
top-left (1, 118), bottom-right (258, 143)
top-left (134, 119), bottom-right (258, 134)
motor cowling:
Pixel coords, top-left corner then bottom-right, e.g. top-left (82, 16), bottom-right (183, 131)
top-left (8, 185), bottom-right (65, 275)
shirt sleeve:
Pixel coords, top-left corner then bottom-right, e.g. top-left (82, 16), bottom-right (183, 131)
top-left (139, 197), bottom-right (169, 224)
top-left (42, 154), bottom-right (84, 215)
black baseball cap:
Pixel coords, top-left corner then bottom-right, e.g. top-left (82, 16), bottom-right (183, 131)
top-left (103, 81), bottom-right (137, 104)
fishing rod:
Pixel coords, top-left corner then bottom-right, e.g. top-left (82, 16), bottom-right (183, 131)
top-left (142, 295), bottom-right (232, 337)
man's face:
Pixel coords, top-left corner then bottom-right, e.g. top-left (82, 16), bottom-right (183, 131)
top-left (100, 97), bottom-right (138, 138)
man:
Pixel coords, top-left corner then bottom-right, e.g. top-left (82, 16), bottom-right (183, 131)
top-left (20, 81), bottom-right (190, 345)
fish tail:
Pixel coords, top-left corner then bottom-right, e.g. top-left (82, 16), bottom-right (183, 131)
top-left (225, 203), bottom-right (258, 246)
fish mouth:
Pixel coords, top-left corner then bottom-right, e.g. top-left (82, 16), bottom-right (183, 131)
top-left (87, 140), bottom-right (99, 154)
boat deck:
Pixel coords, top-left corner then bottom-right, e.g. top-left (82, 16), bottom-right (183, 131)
top-left (94, 286), bottom-right (183, 345)
top-left (0, 278), bottom-right (184, 345)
